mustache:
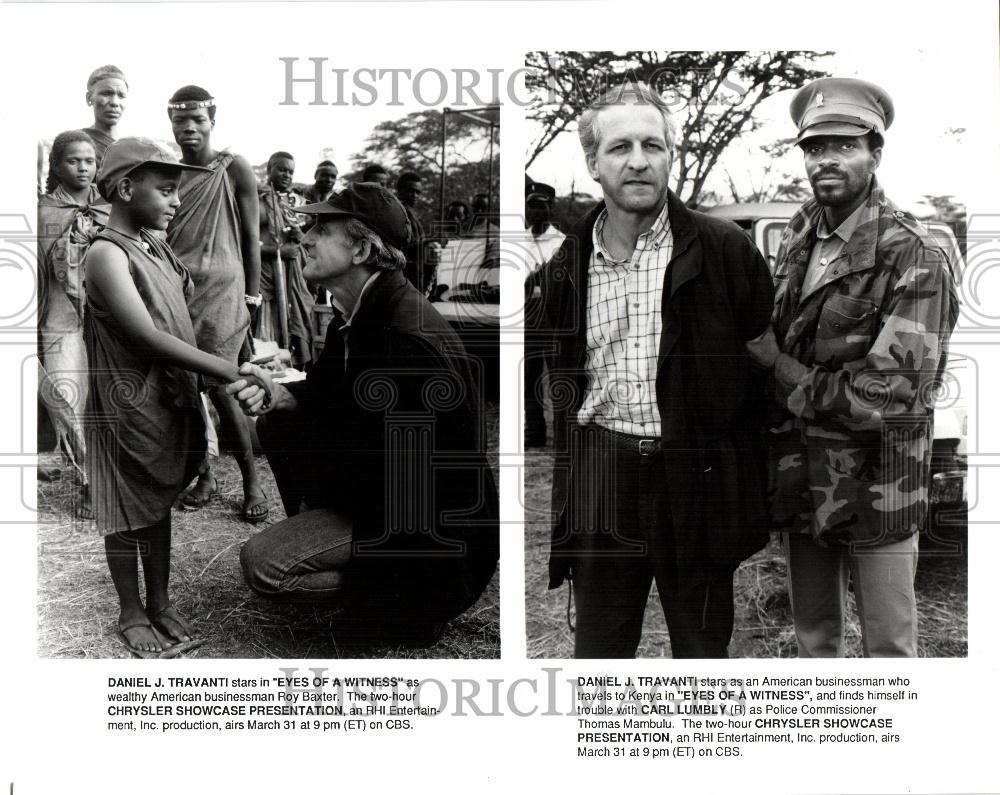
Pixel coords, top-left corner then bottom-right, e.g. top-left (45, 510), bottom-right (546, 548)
top-left (812, 170), bottom-right (845, 180)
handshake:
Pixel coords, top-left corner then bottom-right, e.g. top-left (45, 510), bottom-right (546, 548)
top-left (227, 362), bottom-right (279, 417)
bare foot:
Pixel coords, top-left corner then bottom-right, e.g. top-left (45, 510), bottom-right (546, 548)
top-left (148, 604), bottom-right (197, 644)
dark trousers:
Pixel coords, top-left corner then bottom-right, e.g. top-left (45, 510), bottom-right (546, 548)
top-left (568, 427), bottom-right (735, 659)
top-left (253, 409), bottom-right (327, 518)
top-left (523, 349), bottom-right (547, 444)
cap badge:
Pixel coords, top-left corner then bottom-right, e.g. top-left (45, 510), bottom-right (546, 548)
top-left (814, 92), bottom-right (824, 107)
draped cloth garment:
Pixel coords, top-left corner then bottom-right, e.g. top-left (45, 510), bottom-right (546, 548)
top-left (84, 229), bottom-right (205, 534)
top-left (167, 151), bottom-right (250, 365)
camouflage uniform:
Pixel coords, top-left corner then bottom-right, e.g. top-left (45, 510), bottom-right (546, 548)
top-left (768, 178), bottom-right (959, 548)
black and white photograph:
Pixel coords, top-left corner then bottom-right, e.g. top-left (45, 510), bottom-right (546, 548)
top-left (523, 50), bottom-right (971, 659)
top-left (34, 59), bottom-right (501, 660)
top-left (4, 2), bottom-right (1000, 794)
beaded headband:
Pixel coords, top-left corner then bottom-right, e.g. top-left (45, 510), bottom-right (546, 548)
top-left (167, 99), bottom-right (215, 110)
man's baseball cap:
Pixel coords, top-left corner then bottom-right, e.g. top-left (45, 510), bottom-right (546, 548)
top-left (97, 137), bottom-right (209, 201)
top-left (295, 181), bottom-right (412, 249)
top-left (790, 77), bottom-right (895, 144)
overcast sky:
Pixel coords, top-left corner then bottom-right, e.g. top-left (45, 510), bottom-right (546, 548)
top-left (525, 49), bottom-right (989, 215)
top-left (36, 58), bottom-right (438, 185)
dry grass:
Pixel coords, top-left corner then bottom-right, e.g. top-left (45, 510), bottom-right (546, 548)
top-left (37, 403), bottom-right (500, 660)
top-left (524, 444), bottom-right (968, 659)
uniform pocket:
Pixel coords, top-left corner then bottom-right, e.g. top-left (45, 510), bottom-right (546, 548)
top-left (815, 294), bottom-right (877, 366)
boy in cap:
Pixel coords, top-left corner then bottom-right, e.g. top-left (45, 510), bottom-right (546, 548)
top-left (85, 138), bottom-right (269, 657)
top-left (229, 183), bottom-right (499, 645)
top-left (747, 78), bottom-right (959, 657)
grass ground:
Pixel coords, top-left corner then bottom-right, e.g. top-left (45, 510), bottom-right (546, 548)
top-left (523, 445), bottom-right (968, 659)
top-left (37, 403), bottom-right (500, 660)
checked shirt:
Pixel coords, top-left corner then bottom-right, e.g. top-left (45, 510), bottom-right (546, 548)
top-left (577, 202), bottom-right (673, 437)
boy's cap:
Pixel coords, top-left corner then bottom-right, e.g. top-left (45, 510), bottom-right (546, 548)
top-left (295, 181), bottom-right (412, 248)
top-left (97, 137), bottom-right (209, 201)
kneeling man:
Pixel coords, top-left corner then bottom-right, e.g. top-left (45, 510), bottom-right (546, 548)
top-left (230, 183), bottom-right (499, 642)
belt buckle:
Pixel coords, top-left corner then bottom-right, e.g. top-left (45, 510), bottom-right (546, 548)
top-left (638, 438), bottom-right (657, 456)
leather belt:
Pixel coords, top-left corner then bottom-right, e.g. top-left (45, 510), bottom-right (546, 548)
top-left (597, 426), bottom-right (662, 457)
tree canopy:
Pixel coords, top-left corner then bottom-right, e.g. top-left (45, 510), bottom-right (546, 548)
top-left (346, 108), bottom-right (499, 221)
top-left (525, 51), bottom-right (830, 205)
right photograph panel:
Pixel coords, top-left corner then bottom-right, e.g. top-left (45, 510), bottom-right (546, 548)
top-left (522, 50), bottom-right (968, 659)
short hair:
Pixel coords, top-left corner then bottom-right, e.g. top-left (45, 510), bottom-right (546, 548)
top-left (45, 130), bottom-right (96, 194)
top-left (397, 171), bottom-right (422, 190)
top-left (577, 81), bottom-right (678, 162)
top-left (87, 65), bottom-right (128, 91)
top-left (446, 200), bottom-right (470, 216)
top-left (268, 151), bottom-right (295, 171)
top-left (315, 160), bottom-right (338, 176)
top-left (341, 217), bottom-right (406, 272)
top-left (362, 164), bottom-right (388, 181)
top-left (168, 84), bottom-right (216, 121)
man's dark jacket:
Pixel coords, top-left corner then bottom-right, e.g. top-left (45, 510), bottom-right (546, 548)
top-left (532, 192), bottom-right (775, 588)
top-left (289, 268), bottom-right (499, 622)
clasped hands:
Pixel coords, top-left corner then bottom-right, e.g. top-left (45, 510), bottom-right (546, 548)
top-left (227, 363), bottom-right (277, 417)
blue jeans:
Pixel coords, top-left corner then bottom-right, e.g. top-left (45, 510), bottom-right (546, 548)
top-left (240, 410), bottom-right (353, 603)
top-left (240, 507), bottom-right (352, 603)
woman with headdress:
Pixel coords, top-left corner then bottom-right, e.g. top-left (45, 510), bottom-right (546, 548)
top-left (38, 130), bottom-right (110, 517)
top-left (82, 65), bottom-right (128, 170)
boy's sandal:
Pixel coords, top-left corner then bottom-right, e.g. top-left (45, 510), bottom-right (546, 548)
top-left (241, 493), bottom-right (270, 524)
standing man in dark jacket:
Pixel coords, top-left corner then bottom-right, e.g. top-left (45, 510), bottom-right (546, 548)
top-left (532, 82), bottom-right (774, 658)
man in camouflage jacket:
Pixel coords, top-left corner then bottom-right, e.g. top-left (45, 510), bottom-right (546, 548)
top-left (748, 78), bottom-right (958, 657)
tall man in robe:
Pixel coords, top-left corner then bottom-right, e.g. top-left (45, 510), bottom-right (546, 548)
top-left (165, 85), bottom-right (268, 523)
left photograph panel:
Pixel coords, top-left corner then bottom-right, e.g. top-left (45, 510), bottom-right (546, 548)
top-left (36, 60), bottom-right (500, 659)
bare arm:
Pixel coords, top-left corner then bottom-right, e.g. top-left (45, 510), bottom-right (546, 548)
top-left (86, 240), bottom-right (269, 389)
top-left (258, 190), bottom-right (277, 258)
top-left (228, 154), bottom-right (261, 296)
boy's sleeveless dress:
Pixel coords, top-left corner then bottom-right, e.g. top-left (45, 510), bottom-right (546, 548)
top-left (84, 229), bottom-right (206, 534)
